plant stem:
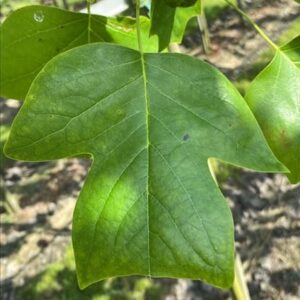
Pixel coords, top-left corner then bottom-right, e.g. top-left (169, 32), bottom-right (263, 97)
top-left (197, 2), bottom-right (210, 54)
top-left (87, 0), bottom-right (92, 43)
top-left (62, 0), bottom-right (69, 10)
top-left (233, 254), bottom-right (251, 300)
top-left (223, 0), bottom-right (279, 51)
top-left (197, 14), bottom-right (210, 54)
top-left (136, 0), bottom-right (143, 54)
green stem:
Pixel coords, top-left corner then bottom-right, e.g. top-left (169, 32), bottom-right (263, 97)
top-left (87, 0), bottom-right (92, 43)
top-left (232, 254), bottom-right (251, 300)
top-left (197, 2), bottom-right (210, 54)
top-left (224, 0), bottom-right (279, 51)
top-left (136, 0), bottom-right (143, 54)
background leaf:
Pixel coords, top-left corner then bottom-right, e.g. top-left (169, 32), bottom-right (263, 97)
top-left (5, 43), bottom-right (285, 289)
top-left (245, 36), bottom-right (300, 183)
top-left (150, 0), bottom-right (201, 51)
top-left (164, 0), bottom-right (198, 7)
top-left (0, 5), bottom-right (157, 100)
top-left (281, 35), bottom-right (300, 66)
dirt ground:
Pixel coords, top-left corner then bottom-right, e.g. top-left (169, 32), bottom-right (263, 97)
top-left (1, 0), bottom-right (300, 299)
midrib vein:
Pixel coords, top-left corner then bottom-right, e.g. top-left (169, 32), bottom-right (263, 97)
top-left (140, 52), bottom-right (151, 276)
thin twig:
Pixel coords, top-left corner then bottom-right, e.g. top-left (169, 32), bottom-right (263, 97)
top-left (224, 0), bottom-right (279, 51)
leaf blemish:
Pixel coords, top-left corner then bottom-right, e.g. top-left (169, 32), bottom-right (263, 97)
top-left (182, 133), bottom-right (190, 141)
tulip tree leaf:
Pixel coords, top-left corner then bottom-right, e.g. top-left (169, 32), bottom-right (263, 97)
top-left (5, 43), bottom-right (286, 289)
top-left (150, 0), bottom-right (201, 51)
top-left (245, 36), bottom-right (300, 184)
top-left (0, 5), bottom-right (157, 100)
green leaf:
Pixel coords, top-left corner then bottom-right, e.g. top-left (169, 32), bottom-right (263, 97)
top-left (280, 35), bottom-right (300, 66)
top-left (245, 36), bottom-right (300, 184)
top-left (164, 0), bottom-right (198, 7)
top-left (150, 0), bottom-right (201, 51)
top-left (5, 43), bottom-right (286, 289)
top-left (0, 5), bottom-right (157, 100)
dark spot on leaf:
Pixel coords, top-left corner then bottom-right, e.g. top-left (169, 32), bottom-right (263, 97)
top-left (38, 38), bottom-right (43, 42)
top-left (60, 25), bottom-right (64, 29)
top-left (182, 133), bottom-right (190, 141)
top-left (56, 48), bottom-right (60, 53)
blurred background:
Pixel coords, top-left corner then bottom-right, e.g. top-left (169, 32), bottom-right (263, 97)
top-left (0, 0), bottom-right (300, 299)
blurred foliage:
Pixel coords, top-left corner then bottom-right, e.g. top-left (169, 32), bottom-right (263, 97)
top-left (16, 246), bottom-right (169, 300)
top-left (1, 0), bottom-right (230, 20)
top-left (0, 0), bottom-right (86, 19)
top-left (203, 0), bottom-right (229, 20)
top-left (184, 0), bottom-right (236, 37)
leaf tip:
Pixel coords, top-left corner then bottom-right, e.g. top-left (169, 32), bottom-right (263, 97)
top-left (76, 276), bottom-right (89, 290)
top-left (75, 263), bottom-right (95, 290)
top-left (287, 172), bottom-right (300, 185)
